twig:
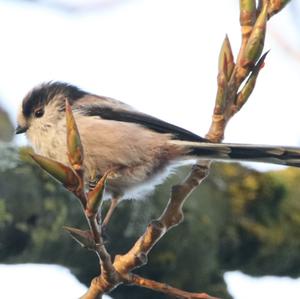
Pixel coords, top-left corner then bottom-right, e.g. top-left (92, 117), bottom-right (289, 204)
top-left (123, 273), bottom-right (220, 299)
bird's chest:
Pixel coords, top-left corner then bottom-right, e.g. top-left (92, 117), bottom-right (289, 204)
top-left (28, 120), bottom-right (69, 165)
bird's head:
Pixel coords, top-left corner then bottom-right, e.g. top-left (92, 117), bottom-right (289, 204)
top-left (16, 82), bottom-right (87, 136)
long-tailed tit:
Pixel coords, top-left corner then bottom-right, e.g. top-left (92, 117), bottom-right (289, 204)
top-left (16, 82), bottom-right (300, 223)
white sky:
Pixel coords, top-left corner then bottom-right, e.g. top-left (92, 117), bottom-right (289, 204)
top-left (0, 1), bottom-right (300, 298)
top-left (0, 264), bottom-right (111, 299)
top-left (225, 271), bottom-right (300, 299)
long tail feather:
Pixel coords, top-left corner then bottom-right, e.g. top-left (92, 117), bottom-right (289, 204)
top-left (169, 141), bottom-right (300, 167)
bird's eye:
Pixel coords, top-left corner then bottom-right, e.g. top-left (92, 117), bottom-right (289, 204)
top-left (34, 109), bottom-right (44, 118)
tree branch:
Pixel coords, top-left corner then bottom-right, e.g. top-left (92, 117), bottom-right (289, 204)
top-left (30, 1), bottom-right (291, 298)
top-left (123, 273), bottom-right (220, 299)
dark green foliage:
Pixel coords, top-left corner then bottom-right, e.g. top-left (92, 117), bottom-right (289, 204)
top-left (0, 106), bottom-right (14, 142)
top-left (1, 144), bottom-right (300, 299)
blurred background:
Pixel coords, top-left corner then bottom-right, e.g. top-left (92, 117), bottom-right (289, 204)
top-left (0, 0), bottom-right (300, 298)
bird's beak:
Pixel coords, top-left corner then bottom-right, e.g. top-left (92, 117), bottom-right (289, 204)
top-left (15, 124), bottom-right (28, 134)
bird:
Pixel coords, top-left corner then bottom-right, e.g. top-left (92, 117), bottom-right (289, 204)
top-left (16, 81), bottom-right (300, 224)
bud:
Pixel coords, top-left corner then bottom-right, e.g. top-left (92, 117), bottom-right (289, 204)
top-left (215, 35), bottom-right (235, 113)
top-left (65, 99), bottom-right (84, 168)
top-left (268, 0), bottom-right (291, 18)
top-left (30, 153), bottom-right (79, 190)
top-left (64, 226), bottom-right (96, 249)
top-left (239, 0), bottom-right (256, 27)
top-left (86, 171), bottom-right (111, 217)
top-left (218, 35), bottom-right (235, 80)
top-left (243, 3), bottom-right (267, 67)
top-left (236, 51), bottom-right (269, 110)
